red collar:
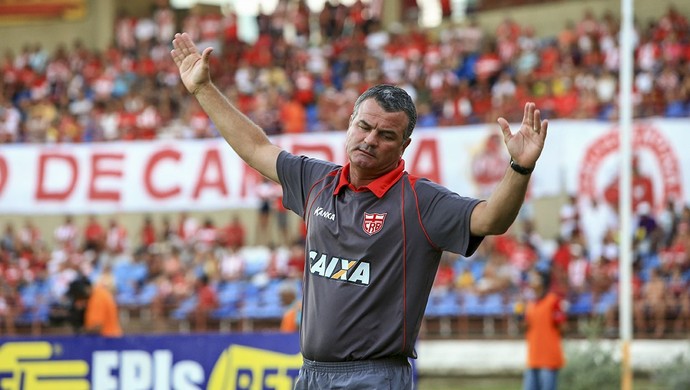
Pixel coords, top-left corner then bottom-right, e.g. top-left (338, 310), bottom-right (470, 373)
top-left (333, 160), bottom-right (406, 198)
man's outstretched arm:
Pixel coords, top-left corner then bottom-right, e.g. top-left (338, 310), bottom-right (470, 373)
top-left (171, 32), bottom-right (282, 182)
top-left (470, 102), bottom-right (548, 236)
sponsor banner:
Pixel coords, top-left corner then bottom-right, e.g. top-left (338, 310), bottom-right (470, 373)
top-left (0, 119), bottom-right (687, 214)
top-left (0, 333), bottom-right (302, 390)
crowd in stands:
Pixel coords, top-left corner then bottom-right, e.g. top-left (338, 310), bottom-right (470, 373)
top-left (0, 209), bottom-right (307, 334)
top-left (1, 1), bottom-right (690, 338)
top-left (420, 192), bottom-right (690, 340)
top-left (1, 1), bottom-right (690, 143)
top-left (1, 189), bottom-right (689, 338)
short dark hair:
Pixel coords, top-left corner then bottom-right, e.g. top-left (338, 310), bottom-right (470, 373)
top-left (67, 276), bottom-right (92, 300)
top-left (536, 269), bottom-right (552, 291)
top-left (352, 84), bottom-right (417, 140)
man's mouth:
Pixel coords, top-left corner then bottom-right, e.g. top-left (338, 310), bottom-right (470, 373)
top-left (356, 147), bottom-right (375, 158)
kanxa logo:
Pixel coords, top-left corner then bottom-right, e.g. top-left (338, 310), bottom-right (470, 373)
top-left (314, 207), bottom-right (335, 221)
top-left (308, 250), bottom-right (370, 285)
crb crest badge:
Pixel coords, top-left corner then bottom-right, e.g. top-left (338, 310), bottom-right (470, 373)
top-left (362, 212), bottom-right (387, 236)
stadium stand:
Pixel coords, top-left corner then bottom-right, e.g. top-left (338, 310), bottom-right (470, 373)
top-left (0, 0), bottom-right (689, 340)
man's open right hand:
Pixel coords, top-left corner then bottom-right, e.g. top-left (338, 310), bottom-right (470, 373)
top-left (170, 32), bottom-right (213, 96)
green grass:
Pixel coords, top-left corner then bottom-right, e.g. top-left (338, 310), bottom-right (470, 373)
top-left (417, 376), bottom-right (521, 390)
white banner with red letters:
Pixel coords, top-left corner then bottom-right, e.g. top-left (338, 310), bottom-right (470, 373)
top-left (0, 118), bottom-right (687, 215)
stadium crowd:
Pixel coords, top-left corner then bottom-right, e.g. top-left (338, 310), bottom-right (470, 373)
top-left (1, 1), bottom-right (689, 143)
top-left (1, 189), bottom-right (689, 338)
top-left (0, 0), bottom-right (689, 338)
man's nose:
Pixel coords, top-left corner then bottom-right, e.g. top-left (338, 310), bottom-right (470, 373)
top-left (364, 130), bottom-right (378, 146)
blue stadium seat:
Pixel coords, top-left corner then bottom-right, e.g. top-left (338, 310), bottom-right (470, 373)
top-left (569, 292), bottom-right (593, 315)
top-left (241, 247), bottom-right (272, 278)
top-left (453, 260), bottom-right (467, 276)
top-left (306, 104), bottom-right (320, 132)
top-left (212, 305), bottom-right (241, 321)
top-left (171, 296), bottom-right (197, 320)
top-left (594, 290), bottom-right (618, 315)
top-left (425, 290), bottom-right (461, 317)
top-left (116, 289), bottom-right (138, 306)
top-left (16, 283), bottom-right (51, 325)
top-left (665, 101), bottom-right (688, 118)
top-left (217, 281), bottom-right (247, 306)
top-left (259, 280), bottom-right (284, 305)
top-left (135, 282), bottom-right (159, 306)
top-left (113, 261), bottom-right (148, 296)
top-left (460, 291), bottom-right (485, 316)
top-left (482, 293), bottom-right (506, 316)
top-left (470, 261), bottom-right (487, 280)
top-left (241, 297), bottom-right (284, 320)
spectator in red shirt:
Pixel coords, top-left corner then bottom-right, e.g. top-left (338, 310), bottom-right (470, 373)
top-left (549, 238), bottom-right (572, 297)
top-left (195, 217), bottom-right (218, 252)
top-left (140, 215), bottom-right (157, 250)
top-left (552, 77), bottom-right (580, 118)
top-left (286, 241), bottom-right (306, 279)
top-left (83, 215), bottom-right (105, 253)
top-left (474, 41), bottom-right (502, 84)
top-left (509, 237), bottom-right (539, 283)
top-left (222, 214), bottom-right (246, 250)
top-left (193, 274), bottom-right (218, 332)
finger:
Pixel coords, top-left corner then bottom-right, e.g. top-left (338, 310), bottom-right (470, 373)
top-left (171, 34), bottom-right (188, 65)
top-left (540, 119), bottom-right (549, 141)
top-left (170, 48), bottom-right (183, 66)
top-left (201, 47), bottom-right (213, 64)
top-left (533, 108), bottom-right (542, 133)
top-left (170, 46), bottom-right (183, 65)
top-left (171, 32), bottom-right (184, 51)
top-left (497, 117), bottom-right (512, 140)
top-left (522, 102), bottom-right (533, 129)
top-left (173, 32), bottom-right (198, 56)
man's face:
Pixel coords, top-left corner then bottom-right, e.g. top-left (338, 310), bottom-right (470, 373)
top-left (345, 99), bottom-right (411, 179)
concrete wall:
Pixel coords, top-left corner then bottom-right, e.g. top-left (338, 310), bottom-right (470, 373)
top-left (416, 339), bottom-right (690, 375)
top-left (473, 0), bottom-right (690, 39)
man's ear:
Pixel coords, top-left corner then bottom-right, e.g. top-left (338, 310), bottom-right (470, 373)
top-left (401, 137), bottom-right (412, 154)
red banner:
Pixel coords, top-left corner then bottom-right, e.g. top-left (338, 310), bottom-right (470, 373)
top-left (0, 120), bottom-right (687, 215)
top-left (0, 0), bottom-right (86, 24)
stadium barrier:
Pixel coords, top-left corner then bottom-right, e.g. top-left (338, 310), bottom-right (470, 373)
top-left (0, 333), bottom-right (419, 389)
top-left (0, 333), bottom-right (302, 390)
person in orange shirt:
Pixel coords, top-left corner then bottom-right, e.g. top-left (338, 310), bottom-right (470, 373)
top-left (68, 276), bottom-right (123, 337)
top-left (279, 282), bottom-right (301, 333)
top-left (280, 94), bottom-right (307, 134)
top-left (522, 268), bottom-right (566, 390)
